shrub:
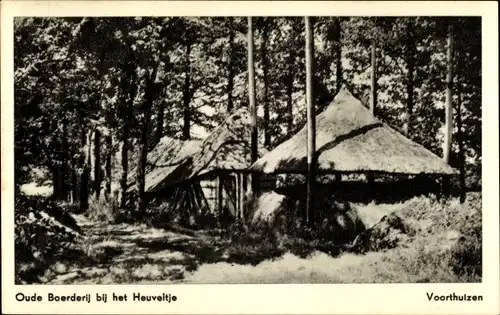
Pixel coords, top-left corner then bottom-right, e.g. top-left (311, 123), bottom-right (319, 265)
top-left (396, 193), bottom-right (482, 281)
top-left (87, 194), bottom-right (121, 223)
top-left (15, 194), bottom-right (83, 283)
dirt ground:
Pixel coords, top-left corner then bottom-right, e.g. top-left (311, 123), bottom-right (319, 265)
top-left (44, 215), bottom-right (232, 284)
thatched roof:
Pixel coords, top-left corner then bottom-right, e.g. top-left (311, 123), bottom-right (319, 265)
top-left (126, 136), bottom-right (201, 193)
top-left (144, 137), bottom-right (202, 193)
top-left (251, 87), bottom-right (456, 176)
top-left (155, 108), bottom-right (268, 187)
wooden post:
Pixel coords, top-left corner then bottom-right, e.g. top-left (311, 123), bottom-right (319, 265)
top-left (442, 175), bottom-right (451, 198)
top-left (235, 174), bottom-right (240, 220)
top-left (334, 172), bottom-right (342, 182)
top-left (305, 16), bottom-right (316, 225)
top-left (370, 42), bottom-right (377, 116)
top-left (367, 173), bottom-right (375, 202)
top-left (217, 176), bottom-right (223, 216)
top-left (239, 173), bottom-right (245, 222)
top-left (443, 24), bottom-right (454, 164)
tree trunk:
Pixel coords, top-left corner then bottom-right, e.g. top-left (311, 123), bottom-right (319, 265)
top-left (443, 24), bottom-right (454, 164)
top-left (286, 21), bottom-right (297, 134)
top-left (61, 118), bottom-right (69, 201)
top-left (456, 47), bottom-right (465, 203)
top-left (105, 134), bottom-right (112, 199)
top-left (305, 17), bottom-right (316, 225)
top-left (182, 41), bottom-right (192, 140)
top-left (457, 87), bottom-right (465, 203)
top-left (135, 70), bottom-right (158, 214)
top-left (248, 17), bottom-right (258, 195)
top-left (227, 28), bottom-right (235, 113)
top-left (335, 18), bottom-right (342, 93)
top-left (261, 19), bottom-right (270, 148)
top-left (403, 20), bottom-right (415, 136)
top-left (120, 126), bottom-right (129, 208)
top-left (52, 139), bottom-right (61, 200)
top-left (70, 143), bottom-right (78, 203)
top-left (135, 113), bottom-right (151, 215)
top-left (286, 73), bottom-right (294, 133)
top-left (80, 127), bottom-right (90, 211)
top-left (94, 128), bottom-right (101, 199)
top-left (154, 99), bottom-right (165, 147)
top-left (370, 41), bottom-right (377, 116)
top-left (120, 68), bottom-right (136, 209)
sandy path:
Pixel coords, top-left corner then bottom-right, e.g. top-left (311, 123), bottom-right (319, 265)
top-left (46, 215), bottom-right (225, 284)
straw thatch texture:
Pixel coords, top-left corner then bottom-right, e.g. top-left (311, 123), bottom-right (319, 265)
top-left (144, 137), bottom-right (202, 192)
top-left (159, 108), bottom-right (268, 186)
top-left (251, 87), bottom-right (456, 175)
top-left (127, 137), bottom-right (201, 193)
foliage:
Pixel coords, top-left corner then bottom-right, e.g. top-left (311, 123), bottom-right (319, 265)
top-left (86, 194), bottom-right (121, 222)
top-left (220, 193), bottom-right (482, 282)
top-left (14, 194), bottom-right (84, 283)
top-left (14, 17), bottom-right (482, 283)
top-left (15, 16), bottom-right (481, 199)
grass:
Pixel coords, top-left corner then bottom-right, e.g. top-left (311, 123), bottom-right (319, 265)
top-left (181, 192), bottom-right (482, 283)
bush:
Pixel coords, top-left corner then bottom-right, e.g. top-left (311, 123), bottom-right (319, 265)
top-left (15, 194), bottom-right (83, 283)
top-left (86, 194), bottom-right (121, 222)
top-left (396, 193), bottom-right (482, 281)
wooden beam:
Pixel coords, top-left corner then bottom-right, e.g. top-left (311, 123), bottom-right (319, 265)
top-left (234, 174), bottom-right (240, 220)
top-left (305, 16), bottom-right (316, 225)
top-left (367, 172), bottom-right (375, 202)
top-left (239, 173), bottom-right (245, 222)
top-left (217, 176), bottom-right (223, 216)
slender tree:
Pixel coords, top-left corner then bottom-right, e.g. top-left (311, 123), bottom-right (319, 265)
top-left (457, 84), bottom-right (466, 203)
top-left (136, 68), bottom-right (160, 214)
top-left (261, 18), bottom-right (271, 148)
top-left (248, 17), bottom-right (258, 193)
top-left (93, 128), bottom-right (101, 198)
top-left (105, 134), bottom-right (112, 199)
top-left (80, 127), bottom-right (91, 210)
top-left (456, 34), bottom-right (466, 203)
top-left (305, 16), bottom-right (316, 225)
top-left (70, 141), bottom-right (78, 203)
top-left (443, 23), bottom-right (454, 164)
top-left (120, 63), bottom-right (137, 209)
top-left (51, 133), bottom-right (62, 199)
top-left (154, 98), bottom-right (165, 146)
top-left (285, 20), bottom-right (298, 133)
top-left (403, 19), bottom-right (415, 136)
top-left (370, 41), bottom-right (377, 116)
top-left (335, 18), bottom-right (343, 93)
top-left (227, 25), bottom-right (235, 113)
top-left (182, 41), bottom-right (192, 140)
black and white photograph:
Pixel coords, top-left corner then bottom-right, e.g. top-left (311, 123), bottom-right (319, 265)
top-left (11, 13), bottom-right (484, 287)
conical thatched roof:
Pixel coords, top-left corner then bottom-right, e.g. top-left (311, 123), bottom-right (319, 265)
top-left (131, 108), bottom-right (268, 192)
top-left (251, 87), bottom-right (456, 176)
